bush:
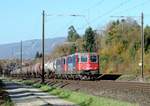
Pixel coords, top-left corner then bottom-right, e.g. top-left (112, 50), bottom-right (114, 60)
top-left (40, 85), bottom-right (51, 92)
top-left (33, 83), bottom-right (42, 88)
top-left (23, 80), bottom-right (34, 85)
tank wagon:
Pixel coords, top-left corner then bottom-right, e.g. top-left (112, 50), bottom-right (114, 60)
top-left (11, 52), bottom-right (100, 80)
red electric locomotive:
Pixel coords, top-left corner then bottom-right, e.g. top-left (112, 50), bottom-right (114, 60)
top-left (55, 52), bottom-right (99, 79)
top-left (75, 52), bottom-right (99, 74)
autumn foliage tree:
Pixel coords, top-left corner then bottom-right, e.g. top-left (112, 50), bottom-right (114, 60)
top-left (99, 18), bottom-right (142, 73)
top-left (49, 18), bottom-right (150, 75)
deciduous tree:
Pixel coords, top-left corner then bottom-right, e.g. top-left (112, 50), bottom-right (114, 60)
top-left (67, 25), bottom-right (80, 42)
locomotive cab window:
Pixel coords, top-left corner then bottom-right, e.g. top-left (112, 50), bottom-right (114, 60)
top-left (81, 55), bottom-right (87, 62)
top-left (63, 59), bottom-right (65, 64)
top-left (56, 59), bottom-right (61, 65)
top-left (90, 55), bottom-right (97, 62)
top-left (68, 57), bottom-right (72, 63)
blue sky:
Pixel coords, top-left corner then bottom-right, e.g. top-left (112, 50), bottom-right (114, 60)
top-left (0, 0), bottom-right (150, 44)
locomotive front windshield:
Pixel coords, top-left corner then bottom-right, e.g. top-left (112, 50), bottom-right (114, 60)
top-left (90, 55), bottom-right (97, 62)
top-left (81, 55), bottom-right (87, 62)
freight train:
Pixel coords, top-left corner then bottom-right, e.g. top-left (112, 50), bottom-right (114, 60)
top-left (11, 52), bottom-right (100, 80)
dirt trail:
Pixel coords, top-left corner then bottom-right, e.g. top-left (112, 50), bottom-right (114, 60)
top-left (3, 80), bottom-right (77, 106)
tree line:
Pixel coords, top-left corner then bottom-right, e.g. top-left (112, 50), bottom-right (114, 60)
top-left (50, 18), bottom-right (150, 75)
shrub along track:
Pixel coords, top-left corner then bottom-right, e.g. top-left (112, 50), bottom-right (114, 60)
top-left (19, 78), bottom-right (150, 106)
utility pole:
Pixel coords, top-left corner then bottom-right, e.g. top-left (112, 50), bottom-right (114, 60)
top-left (141, 12), bottom-right (144, 80)
top-left (41, 10), bottom-right (45, 83)
top-left (20, 40), bottom-right (22, 74)
top-left (39, 12), bottom-right (86, 83)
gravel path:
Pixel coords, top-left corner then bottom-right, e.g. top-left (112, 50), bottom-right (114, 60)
top-left (3, 80), bottom-right (77, 106)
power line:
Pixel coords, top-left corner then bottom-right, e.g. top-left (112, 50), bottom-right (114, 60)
top-left (44, 1), bottom-right (105, 34)
top-left (47, 19), bottom-right (74, 37)
top-left (110, 15), bottom-right (139, 18)
top-left (91, 0), bottom-right (130, 23)
top-left (45, 13), bottom-right (88, 37)
top-left (115, 0), bottom-right (150, 15)
top-left (91, 0), bottom-right (148, 29)
top-left (77, 0), bottom-right (130, 31)
top-left (110, 15), bottom-right (141, 24)
top-left (46, 14), bottom-right (85, 17)
top-left (92, 0), bottom-right (150, 28)
top-left (89, 0), bottom-right (105, 9)
top-left (80, 0), bottom-right (105, 26)
top-left (81, 0), bottom-right (105, 12)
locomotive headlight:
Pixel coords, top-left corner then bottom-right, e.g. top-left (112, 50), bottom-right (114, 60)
top-left (139, 63), bottom-right (142, 67)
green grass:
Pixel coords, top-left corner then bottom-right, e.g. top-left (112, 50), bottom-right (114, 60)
top-left (47, 87), bottom-right (138, 106)
top-left (22, 80), bottom-right (34, 85)
top-left (17, 79), bottom-right (138, 106)
top-left (33, 83), bottom-right (42, 88)
top-left (2, 98), bottom-right (14, 106)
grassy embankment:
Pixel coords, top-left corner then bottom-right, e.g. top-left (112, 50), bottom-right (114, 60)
top-left (14, 79), bottom-right (139, 106)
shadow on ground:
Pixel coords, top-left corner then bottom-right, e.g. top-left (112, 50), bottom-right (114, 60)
top-left (4, 81), bottom-right (77, 106)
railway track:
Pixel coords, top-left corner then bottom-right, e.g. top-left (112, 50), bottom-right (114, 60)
top-left (26, 77), bottom-right (150, 92)
top-left (36, 78), bottom-right (150, 106)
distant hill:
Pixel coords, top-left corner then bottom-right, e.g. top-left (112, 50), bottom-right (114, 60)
top-left (0, 37), bottom-right (66, 59)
